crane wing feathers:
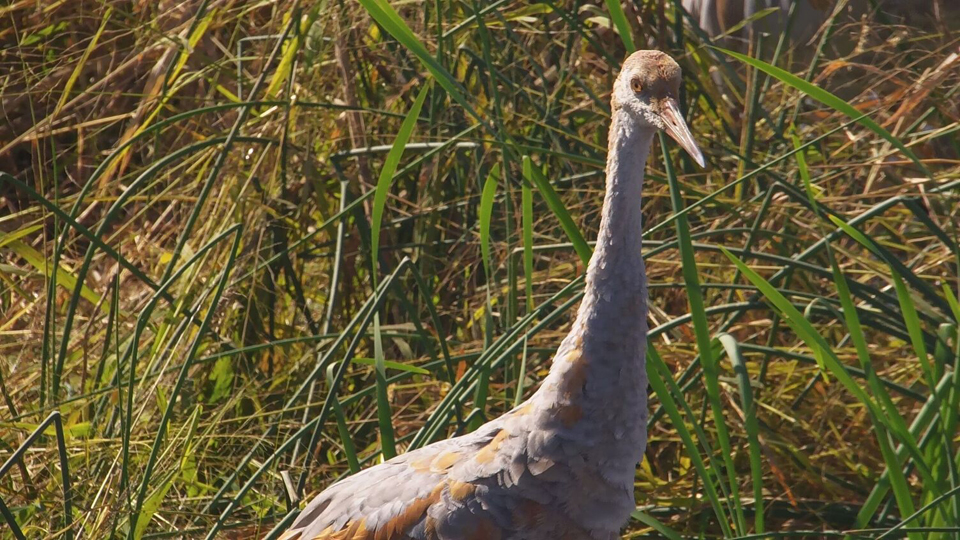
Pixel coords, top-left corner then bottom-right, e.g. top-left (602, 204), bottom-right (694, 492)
top-left (283, 429), bottom-right (511, 540)
top-left (285, 445), bottom-right (450, 539)
top-left (281, 410), bottom-right (570, 540)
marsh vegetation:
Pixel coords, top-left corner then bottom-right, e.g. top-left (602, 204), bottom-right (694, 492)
top-left (1, 0), bottom-right (959, 538)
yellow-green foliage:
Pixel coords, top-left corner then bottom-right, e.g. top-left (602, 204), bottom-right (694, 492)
top-left (1, 1), bottom-right (958, 538)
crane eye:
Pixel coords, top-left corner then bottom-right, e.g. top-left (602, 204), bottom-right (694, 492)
top-left (630, 77), bottom-right (643, 93)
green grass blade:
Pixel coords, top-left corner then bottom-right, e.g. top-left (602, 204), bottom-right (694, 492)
top-left (888, 274), bottom-right (956, 522)
top-left (514, 336), bottom-right (529, 408)
top-left (828, 215), bottom-right (942, 397)
top-left (370, 83), bottom-right (431, 282)
top-left (661, 132), bottom-right (746, 533)
top-left (720, 247), bottom-right (883, 417)
top-left (0, 223), bottom-right (42, 249)
top-left (128, 227), bottom-right (242, 539)
top-left (829, 249), bottom-right (922, 535)
top-left (872, 424), bottom-right (921, 540)
top-left (860, 374), bottom-right (955, 529)
top-left (890, 272), bottom-right (936, 390)
top-left (725, 242), bottom-right (941, 504)
top-left (791, 132), bottom-right (829, 380)
top-left (5, 240), bottom-right (103, 308)
top-left (630, 509), bottom-right (683, 540)
top-left (522, 156), bottom-right (591, 265)
top-left (647, 346), bottom-right (732, 536)
top-left (477, 162), bottom-right (499, 432)
top-left (521, 182), bottom-right (534, 312)
top-left (718, 333), bottom-right (764, 533)
top-left (351, 357), bottom-right (430, 375)
top-left (480, 163), bottom-right (500, 277)
top-left (326, 365), bottom-right (360, 474)
top-left (944, 285), bottom-right (960, 322)
top-left (356, 0), bottom-right (487, 129)
top-left (875, 484), bottom-right (960, 540)
top-left (715, 46), bottom-right (929, 177)
top-left (603, 0), bottom-right (635, 52)
top-left (133, 476), bottom-right (174, 540)
top-left (650, 338), bottom-right (738, 528)
top-left (373, 313), bottom-right (396, 460)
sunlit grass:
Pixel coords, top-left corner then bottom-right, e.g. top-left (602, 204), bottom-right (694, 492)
top-left (1, 1), bottom-right (959, 539)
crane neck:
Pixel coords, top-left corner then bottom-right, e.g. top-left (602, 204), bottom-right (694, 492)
top-left (589, 111), bottom-right (652, 294)
top-left (571, 110), bottom-right (653, 345)
top-left (526, 108), bottom-right (653, 467)
top-left (536, 107), bottom-right (653, 412)
top-left (530, 107), bottom-right (653, 456)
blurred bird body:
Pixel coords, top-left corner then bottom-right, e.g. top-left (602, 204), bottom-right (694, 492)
top-left (278, 51), bottom-right (703, 540)
top-left (680, 0), bottom-right (956, 46)
top-left (681, 0), bottom-right (831, 45)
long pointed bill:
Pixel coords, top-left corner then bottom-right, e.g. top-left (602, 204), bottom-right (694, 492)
top-left (660, 98), bottom-right (705, 168)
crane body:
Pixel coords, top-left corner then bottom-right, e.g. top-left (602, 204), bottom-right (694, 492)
top-left (278, 50), bottom-right (703, 540)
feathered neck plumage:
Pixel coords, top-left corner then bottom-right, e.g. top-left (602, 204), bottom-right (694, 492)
top-left (531, 106), bottom-right (653, 436)
top-left (566, 108), bottom-right (653, 355)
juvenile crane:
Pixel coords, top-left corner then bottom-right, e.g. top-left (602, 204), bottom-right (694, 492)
top-left (279, 50), bottom-right (704, 540)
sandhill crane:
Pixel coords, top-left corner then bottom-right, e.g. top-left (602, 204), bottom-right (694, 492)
top-left (682, 0), bottom-right (832, 45)
top-left (681, 0), bottom-right (953, 46)
top-left (278, 50), bottom-right (704, 540)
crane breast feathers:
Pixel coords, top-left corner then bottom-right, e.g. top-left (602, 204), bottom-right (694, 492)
top-left (280, 425), bottom-right (530, 540)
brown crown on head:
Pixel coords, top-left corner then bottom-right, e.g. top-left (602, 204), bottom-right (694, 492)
top-left (617, 50), bottom-right (682, 103)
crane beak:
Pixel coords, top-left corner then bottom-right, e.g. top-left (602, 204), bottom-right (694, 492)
top-left (660, 98), bottom-right (705, 168)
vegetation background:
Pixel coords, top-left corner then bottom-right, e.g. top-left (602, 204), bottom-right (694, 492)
top-left (1, 0), bottom-right (959, 538)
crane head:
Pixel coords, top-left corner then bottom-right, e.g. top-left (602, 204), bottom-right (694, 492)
top-left (613, 50), bottom-right (705, 168)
